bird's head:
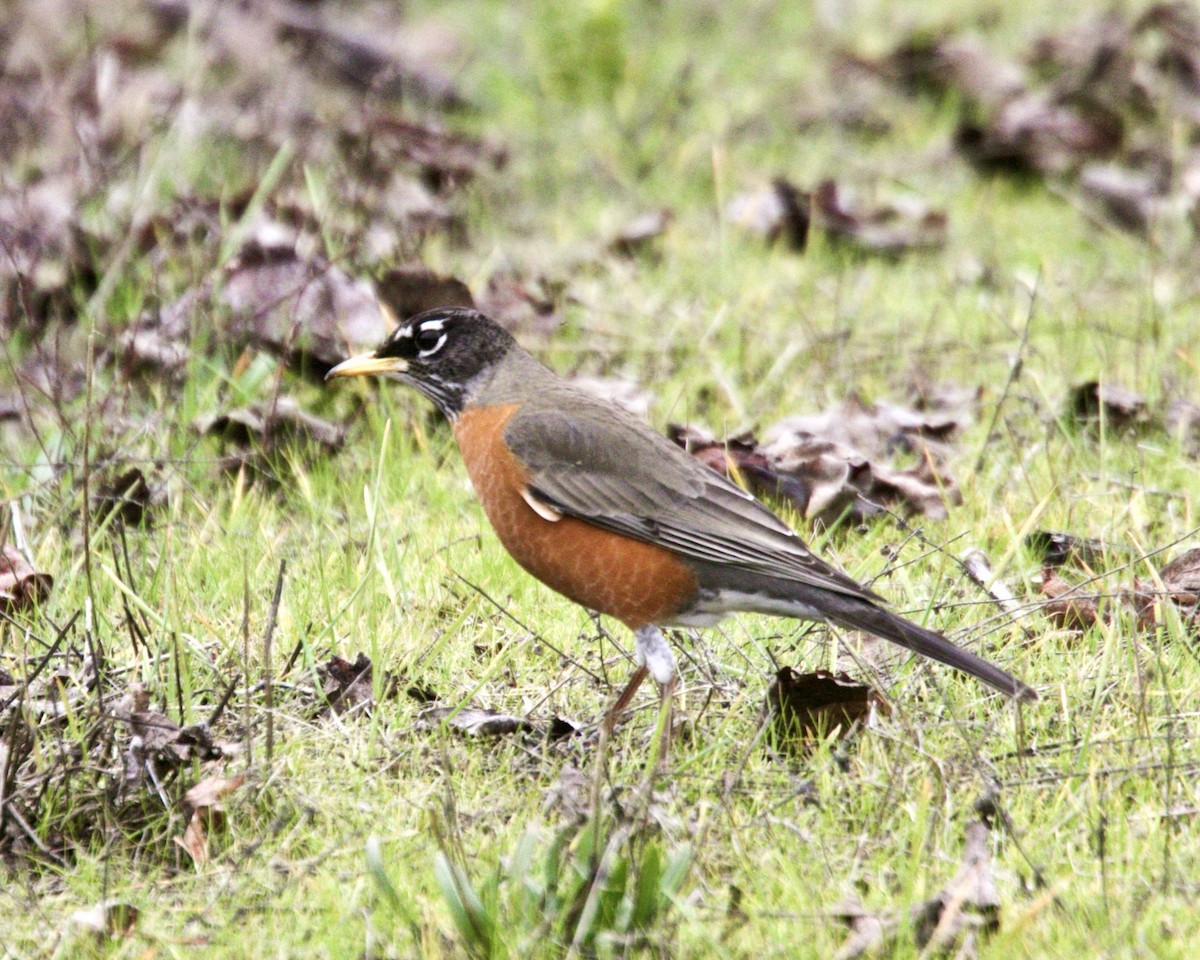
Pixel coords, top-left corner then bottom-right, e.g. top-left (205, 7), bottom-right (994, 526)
top-left (325, 307), bottom-right (517, 418)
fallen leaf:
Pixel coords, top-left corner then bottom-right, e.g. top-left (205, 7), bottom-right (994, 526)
top-left (418, 705), bottom-right (534, 738)
top-left (318, 652), bottom-right (378, 716)
top-left (813, 180), bottom-right (947, 255)
top-left (1024, 530), bottom-right (1107, 568)
top-left (376, 263), bottom-right (474, 321)
top-left (0, 545), bottom-right (53, 613)
top-left (1069, 380), bottom-right (1150, 429)
top-left (1166, 398), bottom-right (1200, 454)
top-left (342, 112), bottom-right (506, 191)
top-left (609, 208), bottom-right (673, 257)
top-left (475, 269), bottom-right (561, 340)
top-left (912, 820), bottom-right (1000, 952)
top-left (1039, 568), bottom-right (1104, 630)
top-left (176, 773), bottom-right (246, 867)
top-left (880, 32), bottom-right (1025, 107)
top-left (94, 466), bottom-right (162, 527)
top-left (763, 434), bottom-right (961, 522)
top-left (726, 178), bottom-right (811, 251)
top-left (274, 5), bottom-right (463, 108)
top-left (764, 393), bottom-right (972, 461)
top-left (0, 176), bottom-right (88, 332)
top-left (117, 683), bottom-right (224, 785)
top-left (765, 668), bottom-right (887, 751)
top-left (672, 413), bottom-right (963, 523)
top-left (223, 245), bottom-right (386, 374)
top-left (183, 774), bottom-right (247, 815)
top-left (957, 92), bottom-right (1125, 176)
top-left (832, 897), bottom-right (889, 960)
top-left (194, 397), bottom-right (346, 456)
top-left (543, 763), bottom-right (591, 823)
top-left (1131, 547), bottom-right (1200, 630)
top-left (153, 246), bottom-right (386, 378)
top-left (1079, 160), bottom-right (1175, 234)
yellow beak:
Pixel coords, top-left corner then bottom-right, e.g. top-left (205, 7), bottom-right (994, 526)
top-left (324, 353), bottom-right (409, 381)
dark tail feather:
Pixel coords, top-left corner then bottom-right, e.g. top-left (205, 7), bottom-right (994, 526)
top-left (828, 599), bottom-right (1038, 702)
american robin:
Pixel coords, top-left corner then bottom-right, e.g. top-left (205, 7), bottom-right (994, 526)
top-left (327, 306), bottom-right (1037, 726)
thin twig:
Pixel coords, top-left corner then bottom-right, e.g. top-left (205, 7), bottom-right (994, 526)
top-left (263, 560), bottom-right (287, 769)
top-left (974, 271), bottom-right (1039, 474)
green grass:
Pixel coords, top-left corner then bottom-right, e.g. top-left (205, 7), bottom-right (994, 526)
top-left (3, 0), bottom-right (1200, 957)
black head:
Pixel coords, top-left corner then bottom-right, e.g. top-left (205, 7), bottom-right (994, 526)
top-left (325, 307), bottom-right (518, 417)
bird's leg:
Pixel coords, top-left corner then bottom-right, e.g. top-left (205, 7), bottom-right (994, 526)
top-left (601, 665), bottom-right (648, 734)
top-left (599, 625), bottom-right (677, 735)
top-left (637, 626), bottom-right (677, 762)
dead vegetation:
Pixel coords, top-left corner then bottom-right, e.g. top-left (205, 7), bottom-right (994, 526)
top-left (2, 0), bottom-right (1199, 955)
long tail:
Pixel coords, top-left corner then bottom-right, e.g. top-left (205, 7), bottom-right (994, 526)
top-left (825, 597), bottom-right (1037, 702)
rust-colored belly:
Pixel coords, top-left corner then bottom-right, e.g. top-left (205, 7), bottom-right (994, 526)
top-left (453, 405), bottom-right (698, 629)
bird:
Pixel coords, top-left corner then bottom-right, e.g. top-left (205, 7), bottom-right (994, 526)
top-left (326, 306), bottom-right (1037, 732)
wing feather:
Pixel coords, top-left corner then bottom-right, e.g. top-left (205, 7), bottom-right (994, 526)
top-left (507, 405), bottom-right (878, 602)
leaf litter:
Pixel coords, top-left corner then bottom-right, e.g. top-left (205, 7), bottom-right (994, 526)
top-left (834, 816), bottom-right (1003, 959)
top-left (861, 6), bottom-right (1200, 237)
top-left (670, 387), bottom-right (974, 522)
top-left (765, 668), bottom-right (889, 753)
top-left (1037, 545), bottom-right (1200, 635)
top-left (0, 545), bottom-right (54, 614)
top-left (1, 0), bottom-right (501, 464)
top-left (729, 178), bottom-right (947, 255)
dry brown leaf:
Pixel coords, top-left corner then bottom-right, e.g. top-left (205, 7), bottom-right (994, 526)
top-left (765, 434), bottom-right (960, 522)
top-left (813, 180), bottom-right (947, 255)
top-left (177, 811), bottom-right (208, 867)
top-left (151, 246), bottom-right (386, 378)
top-left (765, 394), bottom-right (972, 461)
top-left (765, 668), bottom-right (888, 752)
top-left (1039, 568), bottom-right (1104, 631)
top-left (911, 820), bottom-right (1000, 955)
top-left (543, 763), bottom-right (592, 823)
top-left (318, 652), bottom-right (378, 716)
top-left (194, 397), bottom-right (345, 455)
top-left (273, 5), bottom-right (463, 108)
top-left (1079, 161), bottom-right (1176, 234)
top-left (0, 544), bottom-right (53, 613)
top-left (673, 410), bottom-right (963, 523)
top-left (117, 683), bottom-right (224, 785)
top-left (415, 703), bottom-right (579, 741)
top-left (0, 177), bottom-right (87, 332)
top-left (880, 32), bottom-right (1026, 107)
top-left (343, 112), bottom-right (506, 191)
top-left (726, 178), bottom-right (811, 250)
top-left (176, 773), bottom-right (246, 868)
top-left (832, 897), bottom-right (890, 960)
top-left (1069, 380), bottom-right (1150, 429)
top-left (1166, 398), bottom-right (1200, 454)
top-left (1131, 547), bottom-right (1200, 629)
top-left (419, 705), bottom-right (535, 738)
top-left (1024, 530), bottom-right (1107, 568)
top-left (183, 773), bottom-right (246, 815)
top-left (376, 263), bottom-right (474, 321)
top-left (94, 466), bottom-right (162, 527)
top-left (609, 208), bottom-right (673, 257)
top-left (475, 269), bottom-right (561, 340)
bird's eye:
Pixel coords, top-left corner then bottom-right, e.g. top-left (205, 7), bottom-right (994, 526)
top-left (415, 325), bottom-right (446, 355)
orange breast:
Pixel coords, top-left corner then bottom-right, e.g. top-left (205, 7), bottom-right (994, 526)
top-left (453, 404), bottom-right (698, 629)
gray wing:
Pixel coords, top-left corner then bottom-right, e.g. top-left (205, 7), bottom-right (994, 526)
top-left (503, 405), bottom-right (879, 602)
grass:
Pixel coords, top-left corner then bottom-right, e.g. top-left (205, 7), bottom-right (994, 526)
top-left (3, 0), bottom-right (1200, 956)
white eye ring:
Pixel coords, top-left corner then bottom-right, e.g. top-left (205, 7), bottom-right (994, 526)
top-left (417, 333), bottom-right (447, 357)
